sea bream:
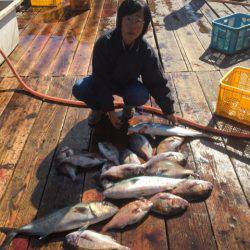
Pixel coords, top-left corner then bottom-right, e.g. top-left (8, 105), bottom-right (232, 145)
top-left (0, 202), bottom-right (118, 249)
top-left (143, 153), bottom-right (196, 178)
top-left (149, 193), bottom-right (189, 216)
top-left (103, 176), bottom-right (213, 200)
top-left (66, 229), bottom-right (130, 249)
top-left (128, 122), bottom-right (208, 137)
top-left (102, 199), bottom-right (153, 231)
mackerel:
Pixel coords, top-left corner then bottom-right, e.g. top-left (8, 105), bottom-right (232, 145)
top-left (128, 122), bottom-right (208, 137)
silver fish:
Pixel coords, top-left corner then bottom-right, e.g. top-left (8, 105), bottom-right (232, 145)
top-left (103, 176), bottom-right (213, 200)
top-left (129, 134), bottom-right (153, 160)
top-left (98, 142), bottom-right (120, 165)
top-left (66, 229), bottom-right (130, 249)
top-left (143, 153), bottom-right (196, 178)
top-left (103, 176), bottom-right (183, 199)
top-left (0, 202), bottom-right (118, 249)
top-left (102, 199), bottom-right (153, 231)
top-left (101, 163), bottom-right (145, 180)
top-left (157, 136), bottom-right (185, 154)
top-left (149, 193), bottom-right (189, 216)
top-left (128, 122), bottom-right (208, 137)
top-left (120, 149), bottom-right (141, 164)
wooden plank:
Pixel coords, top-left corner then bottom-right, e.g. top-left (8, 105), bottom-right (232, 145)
top-left (159, 0), bottom-right (215, 71)
top-left (147, 0), bottom-right (188, 72)
top-left (0, 77), bottom-right (20, 117)
top-left (0, 76), bottom-right (50, 201)
top-left (206, 0), bottom-right (233, 17)
top-left (17, 8), bottom-right (42, 34)
top-left (0, 77), bottom-right (74, 249)
top-left (48, 8), bottom-right (91, 76)
top-left (196, 70), bottom-right (250, 203)
top-left (67, 0), bottom-right (105, 76)
top-left (30, 8), bottom-right (90, 77)
top-left (208, 0), bottom-right (250, 7)
top-left (17, 10), bottom-right (65, 77)
top-left (224, 2), bottom-right (250, 13)
top-left (0, 15), bottom-right (47, 77)
top-left (171, 71), bottom-right (249, 250)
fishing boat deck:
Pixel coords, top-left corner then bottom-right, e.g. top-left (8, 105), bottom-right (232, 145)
top-left (0, 0), bottom-right (249, 249)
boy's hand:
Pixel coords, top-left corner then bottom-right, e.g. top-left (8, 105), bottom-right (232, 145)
top-left (166, 114), bottom-right (178, 125)
top-left (108, 111), bottom-right (123, 129)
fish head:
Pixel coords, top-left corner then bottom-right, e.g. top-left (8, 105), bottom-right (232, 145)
top-left (65, 231), bottom-right (80, 247)
top-left (137, 198), bottom-right (153, 211)
top-left (89, 201), bottom-right (118, 218)
top-left (173, 180), bottom-right (213, 201)
top-left (127, 123), bottom-right (148, 135)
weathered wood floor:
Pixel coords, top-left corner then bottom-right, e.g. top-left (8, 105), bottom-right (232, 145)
top-left (0, 0), bottom-right (249, 249)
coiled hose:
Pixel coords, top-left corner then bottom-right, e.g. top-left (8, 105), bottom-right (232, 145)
top-left (0, 48), bottom-right (249, 139)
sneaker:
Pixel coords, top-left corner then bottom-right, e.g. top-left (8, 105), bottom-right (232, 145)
top-left (88, 110), bottom-right (103, 126)
top-left (122, 105), bottom-right (135, 121)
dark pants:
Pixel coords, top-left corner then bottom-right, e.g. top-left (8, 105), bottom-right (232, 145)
top-left (72, 75), bottom-right (149, 110)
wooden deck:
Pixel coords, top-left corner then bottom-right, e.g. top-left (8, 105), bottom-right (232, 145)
top-left (0, 0), bottom-right (249, 249)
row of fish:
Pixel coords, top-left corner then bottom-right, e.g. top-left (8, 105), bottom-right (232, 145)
top-left (0, 192), bottom-right (191, 249)
top-left (55, 133), bottom-right (191, 182)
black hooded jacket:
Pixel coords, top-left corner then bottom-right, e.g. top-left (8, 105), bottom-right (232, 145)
top-left (91, 28), bottom-right (174, 115)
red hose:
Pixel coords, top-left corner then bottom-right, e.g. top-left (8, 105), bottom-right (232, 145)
top-left (0, 48), bottom-right (249, 139)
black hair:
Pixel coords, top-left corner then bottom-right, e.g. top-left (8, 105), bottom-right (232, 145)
top-left (116, 0), bottom-right (151, 37)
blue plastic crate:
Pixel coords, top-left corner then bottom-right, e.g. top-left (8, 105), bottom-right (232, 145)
top-left (210, 13), bottom-right (250, 54)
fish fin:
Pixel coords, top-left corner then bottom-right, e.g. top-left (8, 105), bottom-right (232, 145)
top-left (38, 234), bottom-right (49, 240)
top-left (78, 222), bottom-right (90, 232)
top-left (0, 230), bottom-right (18, 250)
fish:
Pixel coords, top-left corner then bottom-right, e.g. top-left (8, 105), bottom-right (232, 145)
top-left (171, 179), bottom-right (213, 201)
top-left (65, 229), bottom-right (130, 249)
top-left (103, 176), bottom-right (183, 199)
top-left (102, 199), bottom-right (153, 231)
top-left (153, 151), bottom-right (188, 165)
top-left (149, 193), bottom-right (189, 216)
top-left (156, 136), bottom-right (185, 154)
top-left (0, 202), bottom-right (118, 249)
top-left (120, 149), bottom-right (141, 164)
top-left (129, 134), bottom-right (153, 161)
top-left (143, 153), bottom-right (196, 178)
top-left (98, 142), bottom-right (120, 165)
top-left (103, 176), bottom-right (213, 200)
top-left (128, 122), bottom-right (208, 137)
top-left (57, 154), bottom-right (107, 168)
top-left (56, 162), bottom-right (78, 181)
top-left (101, 163), bottom-right (145, 181)
top-left (55, 146), bottom-right (74, 166)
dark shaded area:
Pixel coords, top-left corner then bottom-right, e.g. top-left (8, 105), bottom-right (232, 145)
top-left (164, 0), bottom-right (205, 31)
top-left (200, 48), bottom-right (250, 68)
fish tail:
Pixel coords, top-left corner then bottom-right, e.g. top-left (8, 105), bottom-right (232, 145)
top-left (0, 229), bottom-right (18, 250)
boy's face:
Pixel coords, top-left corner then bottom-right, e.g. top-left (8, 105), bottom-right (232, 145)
top-left (121, 9), bottom-right (145, 46)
